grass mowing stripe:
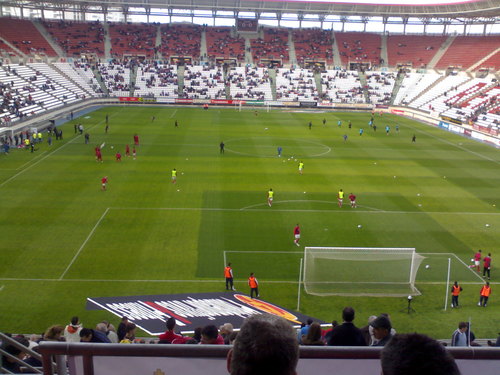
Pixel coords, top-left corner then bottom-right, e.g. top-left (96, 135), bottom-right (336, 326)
top-left (59, 208), bottom-right (110, 280)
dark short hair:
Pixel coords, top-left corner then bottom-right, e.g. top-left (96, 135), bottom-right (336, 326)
top-left (342, 307), bottom-right (355, 322)
top-left (166, 317), bottom-right (176, 330)
top-left (230, 314), bottom-right (299, 375)
top-left (458, 322), bottom-right (467, 329)
top-left (381, 333), bottom-right (460, 375)
top-left (79, 328), bottom-right (93, 338)
top-left (70, 316), bottom-right (79, 325)
top-left (201, 325), bottom-right (218, 340)
top-left (371, 316), bottom-right (392, 331)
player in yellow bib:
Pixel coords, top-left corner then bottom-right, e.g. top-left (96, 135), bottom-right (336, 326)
top-left (298, 162), bottom-right (304, 175)
top-left (338, 189), bottom-right (344, 207)
top-left (268, 188), bottom-right (274, 207)
top-left (171, 168), bottom-right (177, 184)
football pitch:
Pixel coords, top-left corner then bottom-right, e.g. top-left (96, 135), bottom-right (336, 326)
top-left (0, 105), bottom-right (499, 338)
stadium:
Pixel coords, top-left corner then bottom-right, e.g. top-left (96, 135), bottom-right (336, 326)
top-left (0, 0), bottom-right (499, 373)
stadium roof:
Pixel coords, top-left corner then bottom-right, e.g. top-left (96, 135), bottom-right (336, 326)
top-left (6, 0), bottom-right (500, 18)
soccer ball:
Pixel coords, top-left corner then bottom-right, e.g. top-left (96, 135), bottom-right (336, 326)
top-left (485, 224), bottom-right (490, 227)
top-left (425, 265), bottom-right (430, 269)
top-left (111, 146), bottom-right (114, 149)
top-left (357, 224), bottom-right (362, 228)
top-left (471, 259), bottom-right (474, 262)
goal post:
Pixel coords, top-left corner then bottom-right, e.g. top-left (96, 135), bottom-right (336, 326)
top-left (303, 247), bottom-right (424, 297)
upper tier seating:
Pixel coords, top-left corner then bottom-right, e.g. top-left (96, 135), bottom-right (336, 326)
top-left (365, 71), bottom-right (396, 105)
top-left (293, 29), bottom-right (333, 65)
top-left (183, 65), bottom-right (225, 99)
top-left (42, 20), bottom-right (105, 56)
top-left (387, 35), bottom-right (447, 68)
top-left (320, 70), bottom-right (364, 103)
top-left (0, 39), bottom-right (18, 57)
top-left (159, 24), bottom-right (201, 60)
top-left (251, 28), bottom-right (289, 64)
top-left (109, 23), bottom-right (157, 58)
top-left (276, 68), bottom-right (318, 102)
top-left (436, 36), bottom-right (500, 69)
top-left (334, 32), bottom-right (381, 66)
top-left (97, 62), bottom-right (131, 97)
top-left (0, 18), bottom-right (57, 56)
top-left (477, 51), bottom-right (500, 71)
top-left (227, 66), bottom-right (272, 100)
top-left (205, 27), bottom-right (245, 62)
top-left (135, 63), bottom-right (178, 97)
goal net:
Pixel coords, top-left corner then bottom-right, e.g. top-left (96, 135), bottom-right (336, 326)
top-left (303, 247), bottom-right (424, 297)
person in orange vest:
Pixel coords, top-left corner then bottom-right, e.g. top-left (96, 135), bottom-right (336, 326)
top-left (451, 281), bottom-right (463, 308)
top-left (478, 282), bottom-right (491, 307)
top-left (248, 272), bottom-right (259, 299)
top-left (225, 262), bottom-right (235, 291)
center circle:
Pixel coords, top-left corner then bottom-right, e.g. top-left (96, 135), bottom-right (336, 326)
top-left (224, 137), bottom-right (331, 158)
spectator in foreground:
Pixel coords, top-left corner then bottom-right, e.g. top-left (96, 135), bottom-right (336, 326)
top-left (451, 322), bottom-right (468, 347)
top-left (79, 328), bottom-right (111, 343)
top-left (64, 316), bottom-right (82, 343)
top-left (200, 324), bottom-right (224, 345)
top-left (227, 314), bottom-right (299, 375)
top-left (327, 307), bottom-right (366, 346)
top-left (117, 316), bottom-right (129, 341)
top-left (381, 333), bottom-right (460, 375)
top-left (301, 322), bottom-right (325, 346)
top-left (370, 316), bottom-right (393, 346)
top-left (158, 317), bottom-right (183, 344)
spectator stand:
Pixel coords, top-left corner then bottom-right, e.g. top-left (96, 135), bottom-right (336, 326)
top-left (42, 20), bottom-right (105, 58)
top-left (52, 62), bottom-right (102, 98)
top-left (97, 61), bottom-right (132, 97)
top-left (182, 65), bottom-right (225, 99)
top-left (275, 67), bottom-right (319, 102)
top-left (205, 27), bottom-right (245, 66)
top-left (387, 35), bottom-right (448, 70)
top-left (394, 72), bottom-right (441, 106)
top-left (436, 36), bottom-right (500, 70)
top-left (334, 32), bottom-right (382, 70)
top-left (159, 24), bottom-right (202, 65)
top-left (365, 71), bottom-right (396, 105)
top-left (109, 23), bottom-right (157, 60)
top-left (0, 18), bottom-right (57, 58)
top-left (227, 66), bottom-right (272, 101)
top-left (293, 29), bottom-right (333, 69)
top-left (320, 70), bottom-right (364, 104)
top-left (250, 27), bottom-right (290, 67)
top-left (134, 62), bottom-right (178, 98)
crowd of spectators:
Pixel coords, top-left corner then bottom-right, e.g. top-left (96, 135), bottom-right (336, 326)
top-left (135, 61), bottom-right (178, 97)
top-left (321, 70), bottom-right (364, 103)
top-left (365, 71), bottom-right (397, 105)
top-left (97, 60), bottom-right (132, 96)
top-left (293, 29), bottom-right (334, 66)
top-left (276, 67), bottom-right (319, 101)
top-left (159, 24), bottom-right (202, 61)
top-left (206, 27), bottom-right (245, 62)
top-left (227, 66), bottom-right (272, 100)
top-left (182, 65), bottom-right (225, 99)
top-left (109, 23), bottom-right (157, 59)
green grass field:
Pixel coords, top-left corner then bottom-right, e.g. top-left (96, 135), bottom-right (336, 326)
top-left (0, 105), bottom-right (499, 339)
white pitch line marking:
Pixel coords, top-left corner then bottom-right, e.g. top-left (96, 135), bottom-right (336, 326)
top-left (169, 109), bottom-right (177, 118)
top-left (59, 208), bottom-right (110, 280)
top-left (0, 285), bottom-right (4, 292)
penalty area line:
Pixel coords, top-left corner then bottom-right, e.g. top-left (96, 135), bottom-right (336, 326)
top-left (59, 208), bottom-right (110, 280)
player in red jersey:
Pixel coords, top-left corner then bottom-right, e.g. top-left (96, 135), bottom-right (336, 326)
top-left (474, 250), bottom-right (482, 272)
top-left (116, 152), bottom-right (121, 162)
top-left (134, 134), bottom-right (139, 146)
top-left (294, 224), bottom-right (300, 246)
top-left (125, 144), bottom-right (130, 157)
top-left (483, 253), bottom-right (492, 280)
top-left (132, 147), bottom-right (136, 160)
top-left (349, 193), bottom-right (356, 208)
top-left (101, 176), bottom-right (108, 191)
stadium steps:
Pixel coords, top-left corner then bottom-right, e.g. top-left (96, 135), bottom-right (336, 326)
top-left (380, 34), bottom-right (388, 68)
top-left (269, 68), bottom-right (277, 100)
top-left (200, 29), bottom-right (208, 63)
top-left (92, 67), bottom-right (109, 96)
top-left (314, 71), bottom-right (323, 96)
top-left (177, 65), bottom-right (185, 96)
top-left (129, 65), bottom-right (138, 96)
top-left (32, 19), bottom-right (64, 58)
top-left (389, 71), bottom-right (406, 105)
top-left (243, 36), bottom-right (253, 64)
top-left (467, 47), bottom-right (500, 72)
top-left (358, 71), bottom-right (370, 103)
top-left (427, 35), bottom-right (456, 69)
top-left (331, 31), bottom-right (342, 67)
top-left (0, 36), bottom-right (26, 58)
top-left (288, 29), bottom-right (297, 65)
top-left (103, 21), bottom-right (111, 60)
top-left (154, 24), bottom-right (162, 59)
